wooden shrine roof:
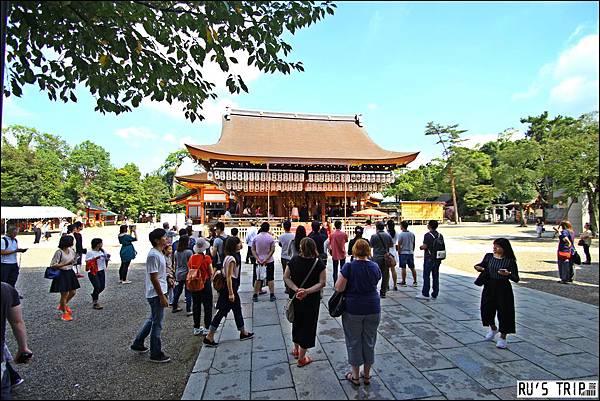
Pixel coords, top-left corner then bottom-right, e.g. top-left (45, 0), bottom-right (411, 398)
top-left (175, 173), bottom-right (214, 185)
top-left (186, 109), bottom-right (419, 166)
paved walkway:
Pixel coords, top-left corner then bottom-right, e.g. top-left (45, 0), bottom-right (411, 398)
top-left (182, 258), bottom-right (599, 400)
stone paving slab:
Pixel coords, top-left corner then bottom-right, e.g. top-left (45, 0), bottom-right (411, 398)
top-left (340, 375), bottom-right (395, 400)
top-left (252, 388), bottom-right (298, 400)
top-left (184, 257), bottom-right (599, 400)
top-left (292, 360), bottom-right (347, 400)
top-left (251, 362), bottom-right (294, 393)
top-left (438, 346), bottom-right (518, 389)
top-left (203, 370), bottom-right (251, 400)
top-left (422, 368), bottom-right (499, 399)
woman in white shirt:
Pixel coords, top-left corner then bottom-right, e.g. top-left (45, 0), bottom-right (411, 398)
top-left (86, 238), bottom-right (109, 310)
top-left (50, 235), bottom-right (80, 321)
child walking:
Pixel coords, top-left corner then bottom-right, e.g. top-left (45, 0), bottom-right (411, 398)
top-left (187, 238), bottom-right (214, 336)
top-left (85, 238), bottom-right (109, 310)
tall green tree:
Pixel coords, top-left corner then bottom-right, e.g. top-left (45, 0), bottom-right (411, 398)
top-left (493, 139), bottom-right (542, 226)
top-left (425, 122), bottom-right (467, 224)
top-left (1, 125), bottom-right (72, 208)
top-left (159, 148), bottom-right (191, 196)
top-left (386, 162), bottom-right (445, 201)
top-left (107, 163), bottom-right (142, 218)
top-left (542, 112), bottom-right (599, 233)
top-left (4, 1), bottom-right (335, 122)
top-left (67, 140), bottom-right (113, 209)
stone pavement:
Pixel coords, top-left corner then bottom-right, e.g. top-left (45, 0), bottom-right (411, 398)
top-left (182, 257), bottom-right (599, 400)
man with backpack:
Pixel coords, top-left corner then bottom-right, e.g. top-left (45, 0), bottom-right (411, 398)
top-left (417, 220), bottom-right (446, 301)
top-left (211, 222), bottom-right (228, 270)
top-left (1, 227), bottom-right (28, 289)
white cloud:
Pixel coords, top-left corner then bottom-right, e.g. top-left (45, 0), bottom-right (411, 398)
top-left (142, 97), bottom-right (239, 124)
top-left (513, 31), bottom-right (599, 113)
top-left (115, 127), bottom-right (157, 140)
top-left (163, 133), bottom-right (177, 143)
top-left (179, 135), bottom-right (195, 148)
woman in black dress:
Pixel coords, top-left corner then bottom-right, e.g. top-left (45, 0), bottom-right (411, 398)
top-left (474, 238), bottom-right (519, 349)
top-left (284, 237), bottom-right (326, 367)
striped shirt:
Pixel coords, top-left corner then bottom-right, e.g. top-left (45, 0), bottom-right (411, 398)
top-left (478, 253), bottom-right (520, 282)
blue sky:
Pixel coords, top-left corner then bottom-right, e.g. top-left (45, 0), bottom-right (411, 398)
top-left (3, 1), bottom-right (598, 174)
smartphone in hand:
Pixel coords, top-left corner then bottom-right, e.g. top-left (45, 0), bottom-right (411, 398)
top-left (15, 351), bottom-right (33, 364)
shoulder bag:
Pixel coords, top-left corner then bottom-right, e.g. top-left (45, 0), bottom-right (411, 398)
top-left (328, 262), bottom-right (352, 318)
top-left (285, 258), bottom-right (319, 323)
top-left (377, 233), bottom-right (397, 268)
top-left (45, 251), bottom-right (62, 280)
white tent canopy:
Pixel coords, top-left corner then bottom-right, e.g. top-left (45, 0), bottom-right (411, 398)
top-left (1, 206), bottom-right (76, 220)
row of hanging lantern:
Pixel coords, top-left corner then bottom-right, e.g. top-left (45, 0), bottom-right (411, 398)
top-left (225, 181), bottom-right (304, 192)
top-left (211, 170), bottom-right (305, 182)
top-left (223, 181), bottom-right (387, 192)
top-left (305, 182), bottom-right (385, 192)
top-left (307, 172), bottom-right (394, 184)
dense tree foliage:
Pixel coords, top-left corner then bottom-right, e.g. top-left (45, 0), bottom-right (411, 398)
top-left (387, 111), bottom-right (598, 231)
top-left (5, 1), bottom-right (335, 122)
top-left (1, 125), bottom-right (184, 219)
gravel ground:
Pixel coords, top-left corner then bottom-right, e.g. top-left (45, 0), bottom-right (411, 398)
top-left (8, 264), bottom-right (201, 400)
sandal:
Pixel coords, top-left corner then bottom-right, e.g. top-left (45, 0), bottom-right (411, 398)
top-left (346, 372), bottom-right (360, 386)
top-left (291, 349), bottom-right (300, 359)
top-left (360, 372), bottom-right (371, 386)
top-left (297, 356), bottom-right (313, 367)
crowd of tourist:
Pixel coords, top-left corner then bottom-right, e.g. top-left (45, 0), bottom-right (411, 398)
top-left (0, 216), bottom-right (596, 397)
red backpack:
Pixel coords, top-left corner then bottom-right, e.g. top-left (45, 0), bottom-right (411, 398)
top-left (187, 254), bottom-right (210, 292)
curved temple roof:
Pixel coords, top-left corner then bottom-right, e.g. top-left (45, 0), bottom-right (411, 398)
top-left (186, 109), bottom-right (419, 166)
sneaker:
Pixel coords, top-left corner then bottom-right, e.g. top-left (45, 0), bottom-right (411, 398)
top-left (11, 378), bottom-right (25, 388)
top-left (193, 328), bottom-right (203, 336)
top-left (393, 286), bottom-right (398, 291)
top-left (186, 311), bottom-right (193, 317)
top-left (93, 303), bottom-right (104, 310)
top-left (253, 294), bottom-right (259, 303)
top-left (203, 338), bottom-right (219, 348)
top-left (172, 307), bottom-right (183, 313)
top-left (270, 294), bottom-right (277, 302)
top-left (431, 296), bottom-right (437, 301)
top-left (130, 344), bottom-right (149, 354)
top-left (412, 282), bottom-right (418, 287)
top-left (496, 338), bottom-right (508, 349)
top-left (259, 290), bottom-right (267, 295)
top-left (380, 292), bottom-right (387, 299)
top-left (240, 332), bottom-right (255, 341)
top-left (399, 281), bottom-right (407, 287)
top-left (201, 328), bottom-right (210, 336)
top-left (150, 353), bottom-right (171, 363)
top-left (484, 330), bottom-right (498, 341)
top-left (122, 280), bottom-right (132, 284)
top-left (415, 294), bottom-right (430, 300)
top-left (61, 312), bottom-right (73, 321)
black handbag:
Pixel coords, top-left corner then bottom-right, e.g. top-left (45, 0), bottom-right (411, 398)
top-left (328, 263), bottom-right (351, 317)
top-left (44, 252), bottom-right (62, 280)
top-left (572, 251), bottom-right (582, 265)
top-left (474, 271), bottom-right (488, 286)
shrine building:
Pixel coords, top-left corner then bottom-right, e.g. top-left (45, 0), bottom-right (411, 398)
top-left (177, 108), bottom-right (419, 225)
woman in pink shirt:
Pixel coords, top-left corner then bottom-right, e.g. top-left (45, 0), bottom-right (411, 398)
top-left (330, 221), bottom-right (348, 284)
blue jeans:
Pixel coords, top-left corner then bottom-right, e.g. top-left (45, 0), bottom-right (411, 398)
top-left (172, 281), bottom-right (192, 312)
top-left (133, 296), bottom-right (165, 358)
top-left (422, 259), bottom-right (441, 298)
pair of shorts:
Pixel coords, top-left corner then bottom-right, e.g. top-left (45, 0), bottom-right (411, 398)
top-left (399, 254), bottom-right (415, 269)
top-left (257, 262), bottom-right (275, 282)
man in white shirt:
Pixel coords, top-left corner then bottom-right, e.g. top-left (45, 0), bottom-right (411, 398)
top-left (1, 227), bottom-right (27, 289)
top-left (363, 219), bottom-right (375, 241)
top-left (131, 228), bottom-right (170, 363)
top-left (245, 221), bottom-right (258, 265)
top-left (278, 221), bottom-right (295, 294)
